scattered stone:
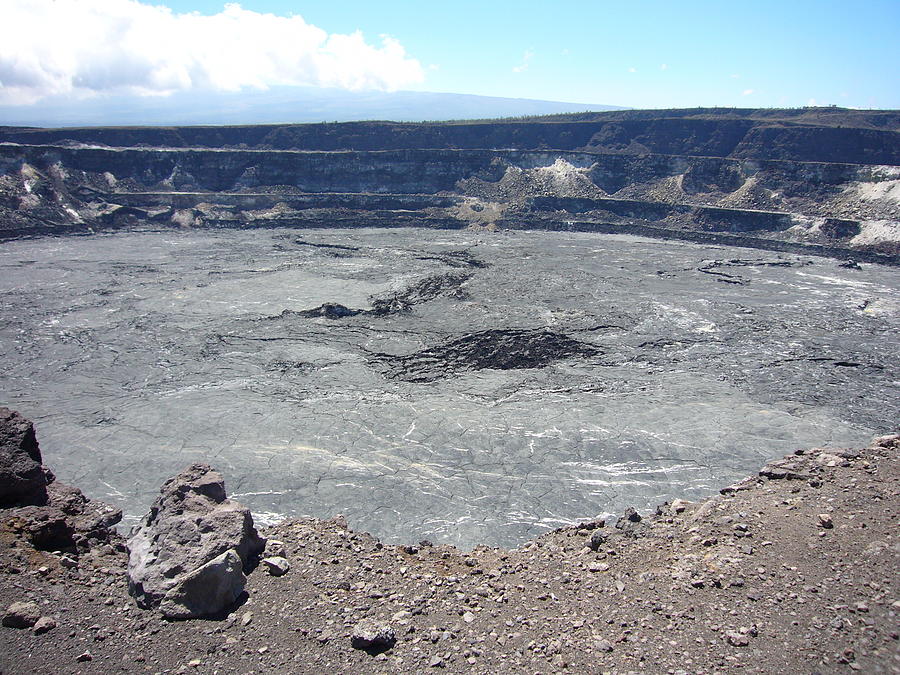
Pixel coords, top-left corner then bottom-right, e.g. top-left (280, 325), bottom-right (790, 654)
top-left (872, 434), bottom-right (898, 449)
top-left (760, 460), bottom-right (808, 480)
top-left (350, 619), bottom-right (396, 651)
top-left (0, 409), bottom-right (121, 550)
top-left (2, 601), bottom-right (41, 628)
top-left (58, 555), bottom-right (78, 569)
top-left (671, 499), bottom-right (691, 514)
top-left (594, 638), bottom-right (614, 652)
top-left (75, 651), bottom-right (93, 662)
top-left (816, 452), bottom-right (844, 467)
top-left (725, 631), bottom-right (750, 647)
top-left (587, 530), bottom-right (607, 551)
top-left (264, 540), bottom-right (286, 557)
top-left (622, 507), bottom-right (642, 523)
top-left (32, 616), bottom-right (57, 634)
top-left (261, 556), bottom-right (290, 576)
top-left (818, 514), bottom-right (834, 529)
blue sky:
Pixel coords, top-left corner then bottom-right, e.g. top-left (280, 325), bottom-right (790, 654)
top-left (2, 0), bottom-right (898, 109)
top-left (160, 0), bottom-right (899, 108)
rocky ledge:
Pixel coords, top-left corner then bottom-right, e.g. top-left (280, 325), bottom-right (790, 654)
top-left (0, 409), bottom-right (897, 673)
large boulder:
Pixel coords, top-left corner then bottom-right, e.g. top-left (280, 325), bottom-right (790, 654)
top-left (158, 550), bottom-right (246, 620)
top-left (0, 408), bottom-right (52, 506)
top-left (127, 463), bottom-right (265, 619)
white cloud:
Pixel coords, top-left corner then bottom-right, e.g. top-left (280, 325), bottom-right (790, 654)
top-left (628, 67), bottom-right (637, 73)
top-left (512, 49), bottom-right (534, 74)
top-left (742, 89), bottom-right (754, 96)
top-left (660, 63), bottom-right (668, 71)
top-left (0, 0), bottom-right (425, 105)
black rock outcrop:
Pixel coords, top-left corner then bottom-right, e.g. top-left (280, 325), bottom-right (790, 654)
top-left (0, 408), bottom-right (121, 551)
top-left (0, 408), bottom-right (51, 507)
top-left (382, 329), bottom-right (600, 382)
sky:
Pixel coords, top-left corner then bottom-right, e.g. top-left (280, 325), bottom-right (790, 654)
top-left (1, 0), bottom-right (898, 111)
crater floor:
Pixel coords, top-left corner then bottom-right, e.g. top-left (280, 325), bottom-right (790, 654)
top-left (0, 228), bottom-right (896, 548)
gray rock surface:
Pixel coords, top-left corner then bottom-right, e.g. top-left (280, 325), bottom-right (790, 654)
top-left (127, 463), bottom-right (264, 618)
top-left (157, 550), bottom-right (246, 620)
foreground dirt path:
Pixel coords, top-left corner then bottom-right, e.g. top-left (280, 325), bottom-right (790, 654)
top-left (1, 435), bottom-right (897, 674)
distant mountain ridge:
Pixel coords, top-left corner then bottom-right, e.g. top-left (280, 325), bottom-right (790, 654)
top-left (0, 87), bottom-right (624, 127)
top-left (1, 106), bottom-right (897, 260)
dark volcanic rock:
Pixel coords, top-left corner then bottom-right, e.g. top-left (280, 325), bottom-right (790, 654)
top-left (0, 408), bottom-right (51, 507)
top-left (370, 272), bottom-right (473, 315)
top-left (383, 329), bottom-right (600, 382)
top-left (46, 481), bottom-right (122, 547)
top-left (0, 409), bottom-right (121, 551)
top-left (295, 303), bottom-right (362, 319)
top-left (2, 506), bottom-right (73, 551)
top-left (126, 463), bottom-right (265, 618)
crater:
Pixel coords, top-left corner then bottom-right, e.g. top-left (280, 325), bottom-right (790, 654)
top-left (0, 227), bottom-right (895, 549)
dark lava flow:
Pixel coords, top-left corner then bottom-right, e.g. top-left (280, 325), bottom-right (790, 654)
top-left (380, 330), bottom-right (600, 383)
top-left (0, 227), bottom-right (896, 548)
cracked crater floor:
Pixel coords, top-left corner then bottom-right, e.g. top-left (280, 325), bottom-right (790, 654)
top-left (0, 227), bottom-right (896, 548)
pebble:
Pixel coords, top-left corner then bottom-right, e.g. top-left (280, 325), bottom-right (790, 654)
top-left (818, 514), bottom-right (834, 529)
top-left (33, 616), bottom-right (57, 634)
top-left (725, 631), bottom-right (750, 647)
top-left (671, 499), bottom-right (691, 514)
top-left (261, 556), bottom-right (291, 576)
top-left (594, 638), bottom-right (614, 652)
top-left (350, 619), bottom-right (396, 651)
top-left (588, 530), bottom-right (607, 551)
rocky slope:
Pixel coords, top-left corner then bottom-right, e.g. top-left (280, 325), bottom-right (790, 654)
top-left (1, 108), bottom-right (898, 261)
top-left (1, 411), bottom-right (897, 674)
